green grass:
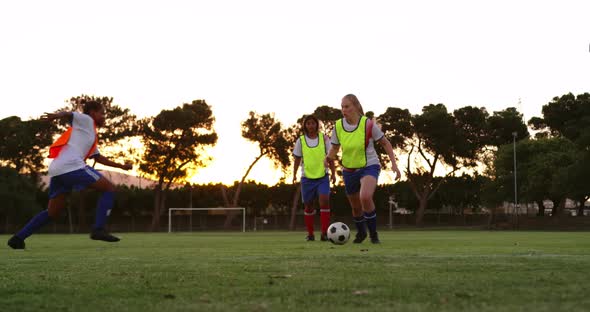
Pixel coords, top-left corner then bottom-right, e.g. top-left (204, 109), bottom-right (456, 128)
top-left (2, 231), bottom-right (590, 312)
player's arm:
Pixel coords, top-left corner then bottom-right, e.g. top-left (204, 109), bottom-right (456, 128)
top-left (325, 144), bottom-right (339, 162)
top-left (328, 157), bottom-right (336, 184)
top-left (326, 128), bottom-right (340, 164)
top-left (292, 138), bottom-right (303, 184)
top-left (377, 136), bottom-right (401, 181)
top-left (292, 156), bottom-right (301, 184)
top-left (93, 155), bottom-right (133, 171)
top-left (324, 144), bottom-right (340, 168)
top-left (40, 111), bottom-right (73, 122)
top-left (324, 134), bottom-right (336, 184)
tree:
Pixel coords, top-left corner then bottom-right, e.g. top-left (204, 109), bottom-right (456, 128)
top-left (380, 105), bottom-right (477, 225)
top-left (526, 92), bottom-right (590, 215)
top-left (481, 107), bottom-right (530, 179)
top-left (222, 112), bottom-right (291, 228)
top-left (434, 174), bottom-right (489, 216)
top-left (311, 105), bottom-right (341, 135)
top-left (487, 107), bottom-right (529, 146)
top-left (0, 167), bottom-right (43, 233)
top-left (139, 100), bottom-right (218, 231)
top-left (566, 152), bottom-right (590, 216)
top-left (0, 116), bottom-right (56, 181)
top-left (528, 93), bottom-right (590, 143)
top-left (378, 104), bottom-right (528, 225)
top-left (494, 138), bottom-right (577, 217)
top-left (284, 120), bottom-right (303, 231)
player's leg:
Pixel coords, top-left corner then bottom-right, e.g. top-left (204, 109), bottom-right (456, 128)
top-left (303, 202), bottom-right (316, 241)
top-left (89, 176), bottom-right (115, 229)
top-left (346, 193), bottom-right (366, 243)
top-left (47, 194), bottom-right (68, 218)
top-left (343, 169), bottom-right (367, 243)
top-left (359, 175), bottom-right (379, 243)
top-left (7, 177), bottom-right (68, 249)
top-left (301, 177), bottom-right (317, 241)
top-left (317, 176), bottom-right (331, 241)
top-left (359, 165), bottom-right (381, 244)
top-left (87, 172), bottom-right (120, 242)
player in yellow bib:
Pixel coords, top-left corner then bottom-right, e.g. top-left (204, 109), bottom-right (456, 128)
top-left (293, 115), bottom-right (336, 241)
top-left (326, 94), bottom-right (401, 244)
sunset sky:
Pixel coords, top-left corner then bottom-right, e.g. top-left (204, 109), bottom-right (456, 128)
top-left (1, 0), bottom-right (589, 185)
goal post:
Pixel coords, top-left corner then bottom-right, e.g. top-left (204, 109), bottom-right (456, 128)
top-left (168, 207), bottom-right (246, 233)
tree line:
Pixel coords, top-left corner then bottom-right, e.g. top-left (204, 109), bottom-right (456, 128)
top-left (0, 92), bottom-right (588, 231)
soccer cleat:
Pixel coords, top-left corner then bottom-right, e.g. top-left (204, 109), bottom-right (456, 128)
top-left (353, 231), bottom-right (367, 244)
top-left (320, 233), bottom-right (328, 241)
top-left (90, 228), bottom-right (120, 242)
top-left (306, 235), bottom-right (315, 242)
top-left (7, 235), bottom-right (25, 250)
top-left (370, 232), bottom-right (381, 244)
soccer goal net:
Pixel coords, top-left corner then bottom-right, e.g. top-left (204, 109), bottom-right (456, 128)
top-left (168, 208), bottom-right (246, 233)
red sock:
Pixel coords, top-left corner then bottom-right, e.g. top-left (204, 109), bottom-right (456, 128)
top-left (304, 208), bottom-right (315, 236)
top-left (320, 205), bottom-right (331, 234)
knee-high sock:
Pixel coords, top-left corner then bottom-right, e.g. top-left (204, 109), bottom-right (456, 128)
top-left (16, 210), bottom-right (51, 240)
top-left (320, 205), bottom-right (330, 234)
top-left (353, 216), bottom-right (367, 235)
top-left (364, 210), bottom-right (377, 236)
top-left (94, 191), bottom-right (114, 230)
top-left (304, 208), bottom-right (315, 236)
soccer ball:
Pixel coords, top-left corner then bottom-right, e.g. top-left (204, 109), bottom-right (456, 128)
top-left (327, 222), bottom-right (350, 245)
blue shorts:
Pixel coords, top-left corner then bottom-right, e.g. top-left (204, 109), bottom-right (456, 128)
top-left (342, 164), bottom-right (381, 195)
top-left (300, 175), bottom-right (330, 204)
top-left (48, 166), bottom-right (103, 199)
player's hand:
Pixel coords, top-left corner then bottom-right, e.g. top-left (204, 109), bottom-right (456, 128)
top-left (121, 163), bottom-right (133, 171)
top-left (331, 173), bottom-right (336, 185)
top-left (324, 156), bottom-right (334, 168)
top-left (392, 165), bottom-right (401, 181)
top-left (292, 176), bottom-right (297, 184)
top-left (40, 112), bottom-right (60, 121)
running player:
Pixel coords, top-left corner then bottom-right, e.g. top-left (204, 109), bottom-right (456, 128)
top-left (7, 101), bottom-right (132, 249)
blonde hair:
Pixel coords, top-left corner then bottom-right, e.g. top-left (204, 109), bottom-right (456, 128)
top-left (343, 94), bottom-right (364, 115)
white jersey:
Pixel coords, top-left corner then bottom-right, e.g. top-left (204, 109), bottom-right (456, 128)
top-left (293, 134), bottom-right (331, 178)
top-left (330, 118), bottom-right (384, 167)
top-left (48, 112), bottom-right (100, 177)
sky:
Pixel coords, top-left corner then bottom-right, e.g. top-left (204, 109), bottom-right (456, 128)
top-left (1, 0), bottom-right (589, 185)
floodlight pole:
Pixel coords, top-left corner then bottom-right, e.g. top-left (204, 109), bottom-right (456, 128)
top-left (512, 132), bottom-right (518, 229)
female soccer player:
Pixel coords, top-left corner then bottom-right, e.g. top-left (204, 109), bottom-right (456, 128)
top-left (292, 115), bottom-right (336, 241)
top-left (7, 101), bottom-right (132, 249)
top-left (325, 94), bottom-right (401, 244)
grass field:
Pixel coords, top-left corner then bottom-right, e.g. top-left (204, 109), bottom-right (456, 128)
top-left (2, 231), bottom-right (590, 312)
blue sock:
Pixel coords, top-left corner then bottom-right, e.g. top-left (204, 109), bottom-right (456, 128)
top-left (94, 192), bottom-right (114, 230)
top-left (364, 210), bottom-right (378, 236)
top-left (16, 210), bottom-right (51, 240)
top-left (353, 216), bottom-right (367, 235)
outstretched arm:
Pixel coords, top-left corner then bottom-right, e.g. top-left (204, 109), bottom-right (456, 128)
top-left (40, 111), bottom-right (73, 122)
top-left (378, 137), bottom-right (401, 181)
top-left (94, 155), bottom-right (133, 171)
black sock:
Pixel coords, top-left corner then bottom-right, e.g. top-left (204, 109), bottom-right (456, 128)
top-left (353, 216), bottom-right (366, 235)
top-left (364, 210), bottom-right (377, 236)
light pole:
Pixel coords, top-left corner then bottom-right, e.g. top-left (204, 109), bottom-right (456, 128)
top-left (512, 132), bottom-right (518, 227)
